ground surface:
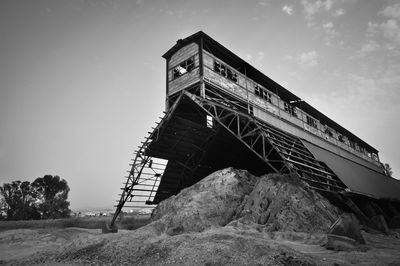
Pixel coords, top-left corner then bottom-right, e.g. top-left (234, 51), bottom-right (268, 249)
top-left (1, 168), bottom-right (400, 265)
top-left (1, 226), bottom-right (400, 265)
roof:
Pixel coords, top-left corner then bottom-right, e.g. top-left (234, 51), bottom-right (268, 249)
top-left (162, 31), bottom-right (378, 153)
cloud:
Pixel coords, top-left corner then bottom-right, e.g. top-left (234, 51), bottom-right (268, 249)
top-left (245, 52), bottom-right (265, 66)
top-left (366, 21), bottom-right (379, 37)
top-left (301, 0), bottom-right (334, 21)
top-left (380, 19), bottom-right (400, 45)
top-left (258, 1), bottom-right (269, 7)
top-left (322, 22), bottom-right (339, 45)
top-left (282, 5), bottom-right (294, 15)
top-left (360, 40), bottom-right (380, 54)
top-left (257, 51), bottom-right (265, 61)
top-left (296, 51), bottom-right (320, 67)
top-left (333, 8), bottom-right (345, 17)
top-left (380, 3), bottom-right (400, 19)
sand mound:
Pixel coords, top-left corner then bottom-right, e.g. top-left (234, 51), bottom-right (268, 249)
top-left (233, 173), bottom-right (339, 232)
top-left (150, 168), bottom-right (257, 235)
top-left (150, 168), bottom-right (339, 235)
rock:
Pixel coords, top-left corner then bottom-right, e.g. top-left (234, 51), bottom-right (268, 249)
top-left (328, 213), bottom-right (365, 244)
top-left (388, 215), bottom-right (400, 229)
top-left (370, 215), bottom-right (389, 234)
top-left (234, 173), bottom-right (339, 233)
top-left (325, 234), bottom-right (363, 251)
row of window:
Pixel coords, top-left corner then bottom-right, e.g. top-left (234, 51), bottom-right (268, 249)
top-left (255, 85), bottom-right (272, 103)
top-left (214, 61), bottom-right (238, 82)
top-left (172, 56), bottom-right (377, 161)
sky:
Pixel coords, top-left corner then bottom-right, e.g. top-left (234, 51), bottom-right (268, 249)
top-left (1, 0), bottom-right (400, 210)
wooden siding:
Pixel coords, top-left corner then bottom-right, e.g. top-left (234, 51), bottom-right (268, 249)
top-left (204, 67), bottom-right (247, 100)
top-left (169, 42), bottom-right (199, 68)
top-left (168, 67), bottom-right (200, 95)
top-left (168, 54), bottom-right (200, 82)
top-left (201, 50), bottom-right (379, 167)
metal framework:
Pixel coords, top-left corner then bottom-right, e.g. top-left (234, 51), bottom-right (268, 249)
top-left (186, 89), bottom-right (348, 193)
top-left (111, 89), bottom-right (350, 227)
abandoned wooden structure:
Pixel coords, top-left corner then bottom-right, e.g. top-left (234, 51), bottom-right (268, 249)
top-left (111, 31), bottom-right (400, 228)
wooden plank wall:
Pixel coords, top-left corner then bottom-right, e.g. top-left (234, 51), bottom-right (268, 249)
top-left (168, 42), bottom-right (200, 95)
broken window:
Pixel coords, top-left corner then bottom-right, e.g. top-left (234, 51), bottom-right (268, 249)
top-left (173, 57), bottom-right (194, 79)
top-left (214, 60), bottom-right (238, 83)
top-left (349, 141), bottom-right (356, 149)
top-left (263, 90), bottom-right (272, 103)
top-left (206, 115), bottom-right (213, 128)
top-left (254, 85), bottom-right (262, 97)
top-left (306, 115), bottom-right (317, 128)
top-left (248, 105), bottom-right (254, 115)
top-left (324, 127), bottom-right (333, 137)
top-left (254, 85), bottom-right (272, 103)
top-left (284, 102), bottom-right (297, 117)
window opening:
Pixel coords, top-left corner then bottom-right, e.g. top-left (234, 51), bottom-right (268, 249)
top-left (255, 85), bottom-right (262, 97)
top-left (173, 57), bottom-right (194, 79)
top-left (248, 105), bottom-right (254, 116)
top-left (349, 141), bottom-right (355, 149)
top-left (306, 115), bottom-right (317, 128)
top-left (263, 90), bottom-right (272, 103)
top-left (284, 102), bottom-right (297, 117)
top-left (206, 115), bottom-right (213, 128)
top-left (214, 60), bottom-right (238, 83)
top-left (324, 127), bottom-right (333, 137)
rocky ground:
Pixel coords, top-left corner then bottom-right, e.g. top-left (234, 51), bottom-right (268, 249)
top-left (1, 168), bottom-right (400, 265)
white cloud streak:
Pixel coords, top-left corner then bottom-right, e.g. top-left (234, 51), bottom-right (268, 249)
top-left (282, 5), bottom-right (294, 15)
top-left (296, 51), bottom-right (320, 67)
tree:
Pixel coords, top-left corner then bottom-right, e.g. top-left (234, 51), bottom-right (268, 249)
top-left (0, 181), bottom-right (40, 220)
top-left (32, 175), bottom-right (71, 219)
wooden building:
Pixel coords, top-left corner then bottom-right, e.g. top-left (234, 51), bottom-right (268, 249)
top-left (111, 32), bottom-right (400, 227)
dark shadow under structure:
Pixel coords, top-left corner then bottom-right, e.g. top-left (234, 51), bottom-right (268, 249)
top-left (110, 32), bottom-right (400, 228)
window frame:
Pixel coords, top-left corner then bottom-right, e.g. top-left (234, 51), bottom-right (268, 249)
top-left (171, 56), bottom-right (195, 80)
top-left (306, 115), bottom-right (317, 128)
top-left (214, 60), bottom-right (238, 83)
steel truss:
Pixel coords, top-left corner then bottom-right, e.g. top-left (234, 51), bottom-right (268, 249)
top-left (111, 88), bottom-right (348, 227)
top-left (185, 89), bottom-right (348, 193)
top-left (110, 95), bottom-right (185, 226)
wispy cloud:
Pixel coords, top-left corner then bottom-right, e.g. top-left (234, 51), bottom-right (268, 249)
top-left (257, 51), bottom-right (265, 61)
top-left (282, 5), bottom-right (294, 15)
top-left (380, 19), bottom-right (400, 46)
top-left (365, 3), bottom-right (400, 50)
top-left (380, 3), bottom-right (400, 19)
top-left (296, 50), bottom-right (320, 68)
top-left (321, 21), bottom-right (339, 45)
top-left (360, 40), bottom-right (380, 54)
top-left (301, 0), bottom-right (334, 25)
top-left (332, 8), bottom-right (345, 17)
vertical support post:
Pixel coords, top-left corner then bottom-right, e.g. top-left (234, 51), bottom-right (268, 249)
top-left (199, 37), bottom-right (205, 98)
top-left (165, 58), bottom-right (170, 110)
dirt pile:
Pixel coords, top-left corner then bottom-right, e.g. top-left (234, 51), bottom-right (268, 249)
top-left (233, 173), bottom-right (339, 232)
top-left (151, 168), bottom-right (340, 235)
top-left (150, 168), bottom-right (258, 235)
